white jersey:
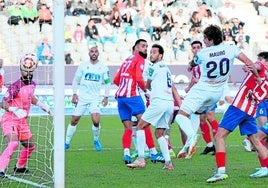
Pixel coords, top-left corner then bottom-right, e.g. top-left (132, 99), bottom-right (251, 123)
top-left (73, 60), bottom-right (111, 101)
top-left (142, 59), bottom-right (151, 82)
top-left (147, 61), bottom-right (173, 101)
top-left (195, 43), bottom-right (240, 85)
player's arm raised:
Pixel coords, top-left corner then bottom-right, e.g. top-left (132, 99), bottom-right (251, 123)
top-left (32, 96), bottom-right (53, 115)
top-left (172, 84), bottom-right (182, 107)
top-left (238, 53), bottom-right (261, 84)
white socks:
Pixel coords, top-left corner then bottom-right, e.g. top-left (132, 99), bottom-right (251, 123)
top-left (158, 136), bottom-right (170, 162)
top-left (176, 114), bottom-right (195, 138)
top-left (92, 124), bottom-right (101, 141)
top-left (65, 124), bottom-right (77, 144)
top-left (136, 130), bottom-right (146, 158)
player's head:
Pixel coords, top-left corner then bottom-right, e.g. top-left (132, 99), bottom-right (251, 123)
top-left (134, 39), bottom-right (148, 59)
top-left (257, 51), bottom-right (268, 70)
top-left (19, 53), bottom-right (37, 84)
top-left (190, 40), bottom-right (202, 55)
top-left (257, 52), bottom-right (268, 62)
top-left (203, 25), bottom-right (223, 46)
top-left (88, 42), bottom-right (99, 62)
top-left (150, 44), bottom-right (164, 63)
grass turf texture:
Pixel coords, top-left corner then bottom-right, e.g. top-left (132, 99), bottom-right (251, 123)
top-left (65, 115), bottom-right (268, 188)
top-left (1, 114), bottom-right (268, 187)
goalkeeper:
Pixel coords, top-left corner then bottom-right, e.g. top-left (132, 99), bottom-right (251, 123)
top-left (0, 53), bottom-right (52, 178)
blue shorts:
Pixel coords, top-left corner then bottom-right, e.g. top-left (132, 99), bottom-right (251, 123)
top-left (220, 105), bottom-right (258, 136)
top-left (117, 96), bottom-right (145, 121)
top-left (201, 104), bottom-right (217, 114)
top-left (260, 121), bottom-right (268, 135)
top-left (255, 100), bottom-right (268, 118)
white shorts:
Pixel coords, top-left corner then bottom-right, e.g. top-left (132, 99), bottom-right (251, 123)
top-left (220, 83), bottom-right (231, 100)
top-left (72, 99), bottom-right (100, 116)
top-left (181, 82), bottom-right (224, 114)
top-left (142, 98), bottom-right (173, 129)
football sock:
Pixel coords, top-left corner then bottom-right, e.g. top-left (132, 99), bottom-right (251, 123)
top-left (191, 113), bottom-right (200, 133)
top-left (200, 122), bottom-right (212, 144)
top-left (136, 130), bottom-right (146, 158)
top-left (132, 126), bottom-right (137, 150)
top-left (258, 155), bottom-right (267, 167)
top-left (123, 148), bottom-right (130, 156)
top-left (122, 129), bottom-right (132, 150)
top-left (179, 128), bottom-right (187, 145)
top-left (92, 124), bottom-right (101, 141)
top-left (65, 124), bottom-right (77, 144)
top-left (218, 167), bottom-right (226, 174)
top-left (158, 136), bottom-right (170, 162)
top-left (176, 114), bottom-right (195, 138)
top-left (207, 142), bottom-right (213, 147)
top-left (149, 148), bottom-right (158, 155)
top-left (216, 152), bottom-right (226, 173)
top-left (144, 126), bottom-right (155, 149)
top-left (17, 146), bottom-right (35, 168)
top-left (0, 141), bottom-right (19, 171)
top-left (209, 120), bottom-right (219, 137)
top-left (164, 135), bottom-right (173, 150)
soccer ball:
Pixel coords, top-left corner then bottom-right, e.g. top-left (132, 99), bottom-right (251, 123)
top-left (20, 53), bottom-right (38, 72)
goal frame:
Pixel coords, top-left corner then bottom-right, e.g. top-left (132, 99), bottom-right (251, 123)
top-left (53, 0), bottom-right (65, 187)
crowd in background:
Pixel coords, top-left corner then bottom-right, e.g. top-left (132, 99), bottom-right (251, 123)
top-left (0, 0), bottom-right (267, 65)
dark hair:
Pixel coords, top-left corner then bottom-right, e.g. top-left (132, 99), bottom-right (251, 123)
top-left (257, 51), bottom-right (268, 61)
top-left (88, 18), bottom-right (94, 23)
top-left (191, 40), bottom-right (202, 47)
top-left (203, 25), bottom-right (223, 45)
top-left (134, 39), bottom-right (147, 47)
top-left (152, 44), bottom-right (164, 56)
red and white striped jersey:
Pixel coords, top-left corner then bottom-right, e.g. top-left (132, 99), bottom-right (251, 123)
top-left (232, 62), bottom-right (268, 116)
top-left (114, 53), bottom-right (146, 98)
top-left (191, 65), bottom-right (201, 79)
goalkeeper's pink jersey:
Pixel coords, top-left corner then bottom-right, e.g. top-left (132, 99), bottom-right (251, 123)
top-left (2, 79), bottom-right (36, 119)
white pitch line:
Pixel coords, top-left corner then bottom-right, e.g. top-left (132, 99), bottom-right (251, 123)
top-left (6, 175), bottom-right (51, 188)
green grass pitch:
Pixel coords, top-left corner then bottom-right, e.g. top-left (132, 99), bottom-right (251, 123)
top-left (65, 114), bottom-right (268, 188)
top-left (1, 114), bottom-right (268, 187)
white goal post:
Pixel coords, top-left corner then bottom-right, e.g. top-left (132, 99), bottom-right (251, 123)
top-left (53, 0), bottom-right (65, 187)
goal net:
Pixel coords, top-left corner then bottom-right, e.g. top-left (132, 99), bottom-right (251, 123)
top-left (0, 1), bottom-right (65, 187)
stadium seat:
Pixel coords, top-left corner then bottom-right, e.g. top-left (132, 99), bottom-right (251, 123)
top-left (163, 49), bottom-right (175, 63)
top-left (103, 41), bottom-right (117, 53)
top-left (139, 32), bottom-right (151, 43)
top-left (120, 51), bottom-right (130, 61)
top-left (99, 51), bottom-right (108, 62)
top-left (76, 43), bottom-right (88, 53)
top-left (125, 33), bottom-right (137, 44)
top-left (176, 51), bottom-right (189, 64)
top-left (108, 51), bottom-right (121, 64)
top-left (116, 40), bottom-right (129, 53)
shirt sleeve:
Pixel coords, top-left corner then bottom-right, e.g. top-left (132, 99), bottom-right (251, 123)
top-left (135, 60), bottom-right (146, 91)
